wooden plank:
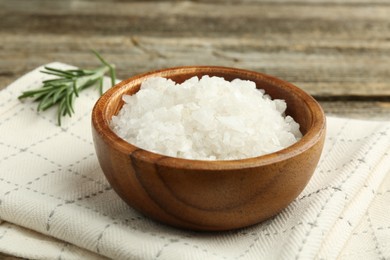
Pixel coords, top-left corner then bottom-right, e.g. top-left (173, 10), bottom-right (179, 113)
top-left (1, 1), bottom-right (390, 38)
top-left (319, 101), bottom-right (390, 120)
top-left (1, 33), bottom-right (389, 97)
top-left (2, 0), bottom-right (390, 18)
top-left (0, 253), bottom-right (21, 260)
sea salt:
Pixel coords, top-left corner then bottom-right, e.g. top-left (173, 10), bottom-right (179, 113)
top-left (110, 76), bottom-right (302, 160)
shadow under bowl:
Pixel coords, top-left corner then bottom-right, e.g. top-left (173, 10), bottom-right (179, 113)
top-left (92, 66), bottom-right (326, 231)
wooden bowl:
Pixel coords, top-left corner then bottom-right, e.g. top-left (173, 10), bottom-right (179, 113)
top-left (92, 66), bottom-right (326, 231)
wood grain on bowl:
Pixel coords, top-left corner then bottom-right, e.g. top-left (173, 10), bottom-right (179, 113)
top-left (92, 66), bottom-right (326, 231)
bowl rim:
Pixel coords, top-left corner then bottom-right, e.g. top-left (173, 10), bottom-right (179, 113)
top-left (92, 65), bottom-right (326, 170)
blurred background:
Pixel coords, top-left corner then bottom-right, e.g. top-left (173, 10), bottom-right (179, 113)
top-left (1, 0), bottom-right (390, 119)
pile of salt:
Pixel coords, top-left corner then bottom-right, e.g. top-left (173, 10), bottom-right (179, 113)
top-left (110, 76), bottom-right (302, 160)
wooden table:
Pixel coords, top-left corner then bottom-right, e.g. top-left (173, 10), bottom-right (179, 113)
top-left (0, 0), bottom-right (389, 257)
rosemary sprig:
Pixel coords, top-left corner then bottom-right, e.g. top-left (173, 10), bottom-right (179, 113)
top-left (18, 51), bottom-right (116, 126)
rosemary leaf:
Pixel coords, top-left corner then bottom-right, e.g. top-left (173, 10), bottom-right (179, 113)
top-left (18, 51), bottom-right (116, 126)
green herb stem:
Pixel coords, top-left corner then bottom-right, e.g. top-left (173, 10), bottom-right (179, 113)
top-left (18, 51), bottom-right (116, 126)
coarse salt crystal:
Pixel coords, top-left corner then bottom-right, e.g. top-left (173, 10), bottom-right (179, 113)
top-left (110, 76), bottom-right (302, 160)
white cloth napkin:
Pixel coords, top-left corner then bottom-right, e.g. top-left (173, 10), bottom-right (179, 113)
top-left (0, 63), bottom-right (389, 260)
